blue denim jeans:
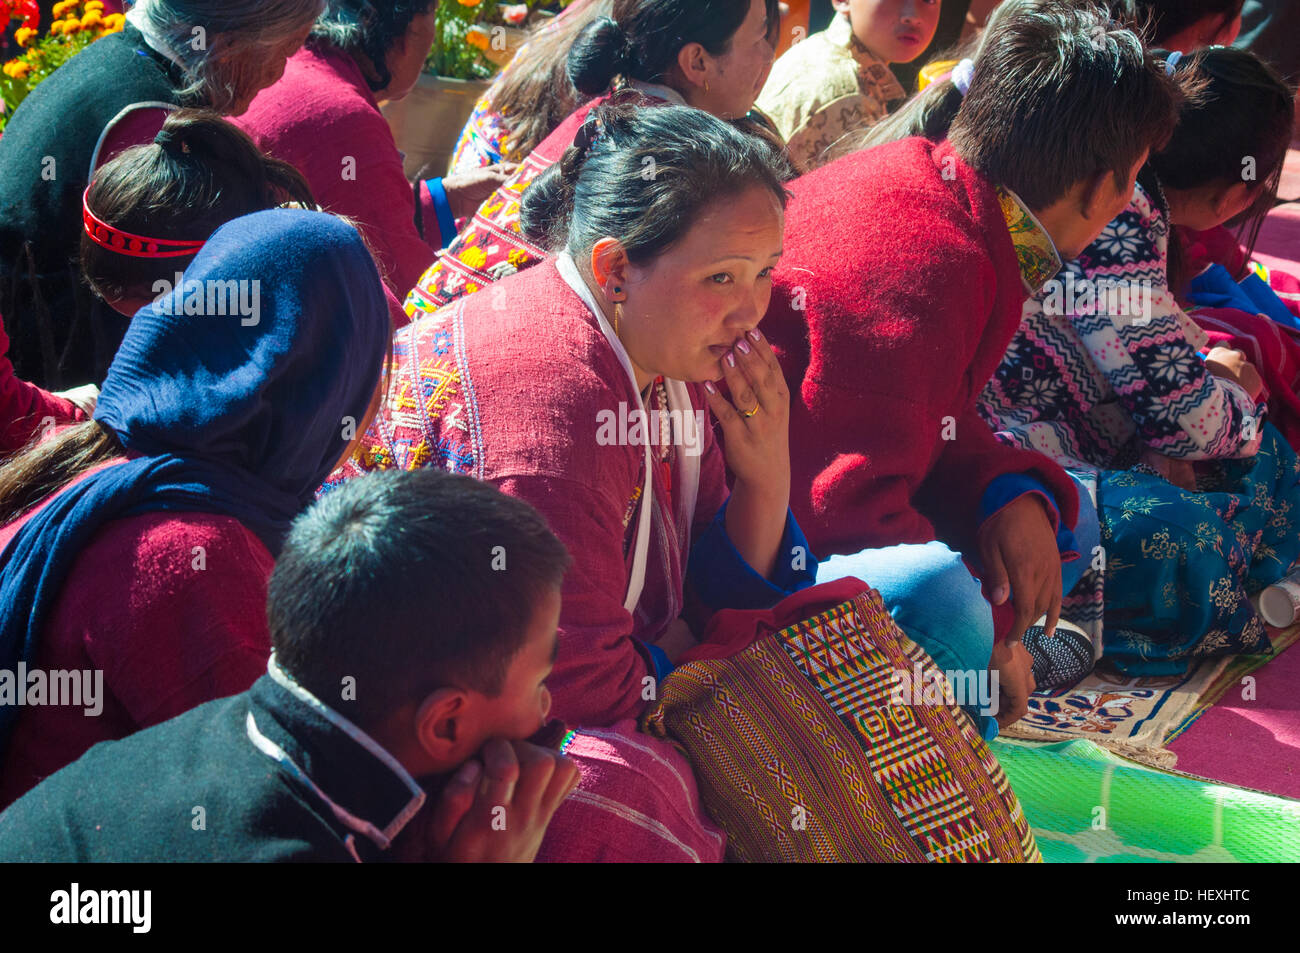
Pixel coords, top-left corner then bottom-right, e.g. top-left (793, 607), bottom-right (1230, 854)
top-left (1063, 470), bottom-right (1101, 597)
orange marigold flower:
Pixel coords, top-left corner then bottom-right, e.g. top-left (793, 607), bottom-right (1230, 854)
top-left (81, 11), bottom-right (102, 28)
top-left (52, 0), bottom-right (79, 18)
top-left (85, 0), bottom-right (105, 10)
top-left (3, 60), bottom-right (32, 80)
top-left (103, 12), bottom-right (124, 30)
top-left (14, 26), bottom-right (37, 46)
top-left (48, 20), bottom-right (65, 35)
top-left (457, 0), bottom-right (482, 6)
top-left (62, 20), bottom-right (82, 34)
top-left (465, 26), bottom-right (490, 50)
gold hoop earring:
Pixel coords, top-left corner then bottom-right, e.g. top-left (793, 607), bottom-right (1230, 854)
top-left (705, 80), bottom-right (711, 93)
top-left (614, 302), bottom-right (623, 337)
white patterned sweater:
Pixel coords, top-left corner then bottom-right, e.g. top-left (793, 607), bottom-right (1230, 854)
top-left (978, 182), bottom-right (1263, 474)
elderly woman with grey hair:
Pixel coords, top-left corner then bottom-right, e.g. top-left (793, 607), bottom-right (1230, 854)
top-left (0, 0), bottom-right (323, 390)
top-left (237, 1), bottom-right (513, 318)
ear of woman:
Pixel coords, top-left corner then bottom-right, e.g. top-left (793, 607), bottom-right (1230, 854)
top-left (674, 42), bottom-right (713, 99)
top-left (588, 238), bottom-right (632, 305)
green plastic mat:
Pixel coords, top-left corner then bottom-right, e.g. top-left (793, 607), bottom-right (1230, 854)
top-left (994, 738), bottom-right (1300, 862)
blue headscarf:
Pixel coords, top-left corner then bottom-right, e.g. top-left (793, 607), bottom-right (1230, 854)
top-left (0, 209), bottom-right (389, 755)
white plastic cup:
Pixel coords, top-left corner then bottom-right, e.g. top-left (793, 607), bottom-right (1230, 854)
top-left (1257, 571), bottom-right (1300, 627)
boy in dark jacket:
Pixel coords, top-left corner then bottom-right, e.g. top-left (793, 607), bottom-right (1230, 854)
top-left (0, 468), bottom-right (578, 862)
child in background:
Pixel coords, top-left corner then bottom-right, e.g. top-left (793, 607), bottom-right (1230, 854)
top-left (0, 468), bottom-right (580, 862)
top-left (80, 108), bottom-right (316, 321)
top-left (0, 109), bottom-right (315, 455)
top-left (756, 0), bottom-right (941, 172)
top-left (1159, 41), bottom-right (1297, 420)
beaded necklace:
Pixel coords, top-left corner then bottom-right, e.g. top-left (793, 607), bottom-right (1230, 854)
top-left (653, 376), bottom-right (673, 495)
top-left (622, 376), bottom-right (674, 533)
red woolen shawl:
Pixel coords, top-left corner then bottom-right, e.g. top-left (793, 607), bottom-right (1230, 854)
top-left (762, 137), bottom-right (1079, 558)
top-left (0, 489), bottom-right (272, 809)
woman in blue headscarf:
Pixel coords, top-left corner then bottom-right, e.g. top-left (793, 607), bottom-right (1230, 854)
top-left (0, 208), bottom-right (389, 809)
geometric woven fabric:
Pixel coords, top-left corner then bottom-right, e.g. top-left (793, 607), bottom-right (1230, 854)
top-left (644, 588), bottom-right (1040, 862)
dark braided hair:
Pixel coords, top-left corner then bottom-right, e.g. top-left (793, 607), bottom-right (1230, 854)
top-left (310, 0), bottom-right (437, 93)
top-left (520, 102), bottom-right (789, 260)
top-left (566, 0), bottom-right (767, 97)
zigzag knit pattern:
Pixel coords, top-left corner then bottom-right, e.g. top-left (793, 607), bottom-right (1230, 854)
top-left (979, 184), bottom-right (1261, 472)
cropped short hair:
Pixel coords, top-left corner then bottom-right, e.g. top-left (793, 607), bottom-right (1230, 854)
top-left (269, 469), bottom-right (571, 729)
top-left (949, 0), bottom-right (1181, 209)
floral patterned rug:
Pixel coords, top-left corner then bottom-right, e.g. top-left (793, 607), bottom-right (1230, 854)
top-left (1001, 624), bottom-right (1300, 767)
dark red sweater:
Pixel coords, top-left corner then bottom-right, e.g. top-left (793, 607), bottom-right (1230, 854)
top-left (236, 44), bottom-right (427, 327)
top-left (0, 467), bottom-right (273, 809)
top-left (763, 137), bottom-right (1078, 558)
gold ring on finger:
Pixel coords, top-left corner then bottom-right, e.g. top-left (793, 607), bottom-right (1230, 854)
top-left (742, 404), bottom-right (760, 418)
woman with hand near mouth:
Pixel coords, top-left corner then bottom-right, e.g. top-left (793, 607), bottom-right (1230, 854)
top-left (333, 104), bottom-right (816, 733)
top-left (757, 0), bottom-right (942, 173)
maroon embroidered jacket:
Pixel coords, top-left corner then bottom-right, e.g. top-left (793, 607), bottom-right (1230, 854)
top-left (337, 262), bottom-right (729, 727)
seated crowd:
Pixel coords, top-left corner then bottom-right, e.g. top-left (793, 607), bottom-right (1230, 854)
top-left (0, 0), bottom-right (1295, 862)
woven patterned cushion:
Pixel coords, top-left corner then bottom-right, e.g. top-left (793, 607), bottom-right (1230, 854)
top-left (643, 584), bottom-right (1040, 862)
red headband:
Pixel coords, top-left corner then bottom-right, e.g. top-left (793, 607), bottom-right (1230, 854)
top-left (82, 186), bottom-right (207, 259)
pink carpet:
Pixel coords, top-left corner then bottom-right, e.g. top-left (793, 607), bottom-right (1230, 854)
top-left (1169, 636), bottom-right (1300, 798)
top-left (1253, 201), bottom-right (1300, 277)
top-left (1172, 195), bottom-right (1300, 799)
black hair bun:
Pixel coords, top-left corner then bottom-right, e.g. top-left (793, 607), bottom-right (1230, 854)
top-left (567, 15), bottom-right (632, 97)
